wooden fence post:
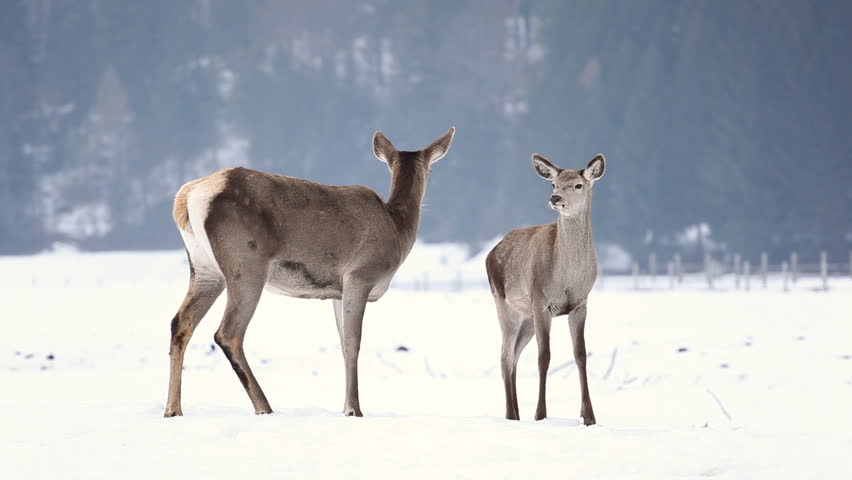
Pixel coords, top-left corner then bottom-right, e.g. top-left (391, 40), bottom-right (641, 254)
top-left (674, 252), bottom-right (683, 283)
top-left (790, 251), bottom-right (798, 284)
top-left (649, 252), bottom-right (657, 284)
top-left (734, 253), bottom-right (741, 289)
top-left (705, 253), bottom-right (714, 289)
top-left (667, 261), bottom-right (674, 289)
top-left (782, 261), bottom-right (789, 292)
top-left (820, 251), bottom-right (828, 291)
top-left (632, 262), bottom-right (640, 290)
top-left (760, 252), bottom-right (768, 288)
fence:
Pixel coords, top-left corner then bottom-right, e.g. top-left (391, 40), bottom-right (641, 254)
top-left (624, 250), bottom-right (852, 291)
top-left (392, 250), bottom-right (852, 293)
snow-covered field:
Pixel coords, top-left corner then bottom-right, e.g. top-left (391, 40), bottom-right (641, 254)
top-left (3, 247), bottom-right (851, 479)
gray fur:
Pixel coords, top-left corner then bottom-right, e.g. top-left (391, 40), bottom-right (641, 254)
top-left (164, 127), bottom-right (455, 417)
top-left (485, 152), bottom-right (605, 425)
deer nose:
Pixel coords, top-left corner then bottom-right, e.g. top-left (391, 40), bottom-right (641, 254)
top-left (549, 195), bottom-right (562, 205)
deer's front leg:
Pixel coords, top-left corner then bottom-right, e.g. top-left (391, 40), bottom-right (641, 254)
top-left (569, 303), bottom-right (596, 425)
top-left (340, 282), bottom-right (371, 417)
top-left (165, 275), bottom-right (224, 417)
top-left (533, 310), bottom-right (553, 421)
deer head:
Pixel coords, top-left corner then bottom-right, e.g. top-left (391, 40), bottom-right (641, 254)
top-left (532, 153), bottom-right (605, 217)
top-left (373, 127), bottom-right (454, 170)
top-left (372, 127), bottom-right (455, 211)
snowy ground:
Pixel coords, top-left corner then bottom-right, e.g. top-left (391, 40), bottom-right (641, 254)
top-left (2, 248), bottom-right (851, 479)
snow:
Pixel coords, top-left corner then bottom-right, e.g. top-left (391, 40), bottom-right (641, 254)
top-left (3, 246), bottom-right (851, 479)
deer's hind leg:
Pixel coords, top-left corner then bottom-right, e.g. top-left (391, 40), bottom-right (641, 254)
top-left (497, 298), bottom-right (533, 420)
top-left (213, 260), bottom-right (273, 415)
top-left (165, 257), bottom-right (224, 417)
top-left (205, 200), bottom-right (277, 414)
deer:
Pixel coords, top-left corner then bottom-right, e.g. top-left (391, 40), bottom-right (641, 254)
top-left (164, 127), bottom-right (455, 418)
top-left (485, 152), bottom-right (605, 425)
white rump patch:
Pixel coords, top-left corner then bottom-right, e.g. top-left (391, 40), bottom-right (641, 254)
top-left (182, 170), bottom-right (231, 278)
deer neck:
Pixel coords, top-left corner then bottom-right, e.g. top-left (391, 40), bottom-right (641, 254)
top-left (386, 160), bottom-right (428, 252)
top-left (554, 204), bottom-right (594, 263)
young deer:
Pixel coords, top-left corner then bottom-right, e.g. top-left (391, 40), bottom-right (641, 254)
top-left (486, 152), bottom-right (605, 425)
top-left (164, 127), bottom-right (455, 417)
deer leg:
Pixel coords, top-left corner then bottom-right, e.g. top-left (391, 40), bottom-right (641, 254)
top-left (497, 299), bottom-right (520, 420)
top-left (497, 298), bottom-right (532, 420)
top-left (331, 298), bottom-right (352, 414)
top-left (569, 304), bottom-right (596, 425)
top-left (332, 299), bottom-right (345, 354)
top-left (534, 311), bottom-right (553, 421)
top-left (165, 273), bottom-right (224, 417)
top-left (214, 271), bottom-right (272, 415)
top-left (340, 282), bottom-right (371, 417)
top-left (500, 326), bottom-right (520, 420)
top-left (510, 318), bottom-right (534, 419)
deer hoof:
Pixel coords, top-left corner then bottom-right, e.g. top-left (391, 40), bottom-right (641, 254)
top-left (343, 407), bottom-right (363, 417)
top-left (163, 409), bottom-right (183, 418)
top-left (582, 415), bottom-right (596, 426)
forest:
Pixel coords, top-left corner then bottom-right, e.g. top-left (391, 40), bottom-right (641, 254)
top-left (1, 0), bottom-right (850, 264)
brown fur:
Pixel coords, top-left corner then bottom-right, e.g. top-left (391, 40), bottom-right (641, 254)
top-left (163, 128), bottom-right (455, 418)
top-left (487, 152), bottom-right (605, 425)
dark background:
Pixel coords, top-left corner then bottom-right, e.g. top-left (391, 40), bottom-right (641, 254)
top-left (1, 0), bottom-right (850, 265)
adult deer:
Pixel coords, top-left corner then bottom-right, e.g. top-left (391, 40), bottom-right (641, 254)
top-left (164, 127), bottom-right (455, 417)
top-left (485, 152), bottom-right (605, 425)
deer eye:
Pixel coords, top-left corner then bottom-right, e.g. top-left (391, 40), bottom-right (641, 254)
top-left (575, 184), bottom-right (583, 189)
top-left (551, 183), bottom-right (556, 189)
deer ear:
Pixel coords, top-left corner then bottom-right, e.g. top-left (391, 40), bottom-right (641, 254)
top-left (424, 127), bottom-right (455, 164)
top-left (532, 153), bottom-right (560, 180)
top-left (373, 131), bottom-right (397, 164)
top-left (582, 153), bottom-right (606, 182)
